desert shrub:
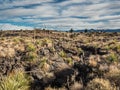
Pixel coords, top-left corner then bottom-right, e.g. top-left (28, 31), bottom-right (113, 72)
top-left (35, 39), bottom-right (43, 46)
top-left (78, 48), bottom-right (84, 54)
top-left (85, 78), bottom-right (116, 90)
top-left (64, 58), bottom-right (73, 65)
top-left (26, 43), bottom-right (36, 52)
top-left (70, 82), bottom-right (83, 90)
top-left (25, 52), bottom-right (38, 62)
top-left (107, 53), bottom-right (118, 63)
top-left (13, 37), bottom-right (20, 43)
top-left (13, 37), bottom-right (24, 43)
top-left (104, 45), bottom-right (111, 50)
top-left (0, 46), bottom-right (15, 58)
top-left (115, 44), bottom-right (120, 52)
top-left (39, 57), bottom-right (47, 68)
top-left (44, 38), bottom-right (52, 43)
top-left (106, 69), bottom-right (120, 89)
top-left (42, 38), bottom-right (53, 47)
top-left (49, 47), bottom-right (56, 52)
top-left (39, 57), bottom-right (50, 71)
top-left (0, 69), bottom-right (30, 90)
top-left (59, 50), bottom-right (66, 57)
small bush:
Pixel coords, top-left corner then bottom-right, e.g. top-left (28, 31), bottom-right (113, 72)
top-left (70, 82), bottom-right (83, 90)
top-left (115, 44), bottom-right (120, 52)
top-left (25, 52), bottom-right (38, 62)
top-left (36, 39), bottom-right (43, 46)
top-left (0, 69), bottom-right (30, 90)
top-left (107, 53), bottom-right (118, 63)
top-left (59, 50), bottom-right (66, 57)
top-left (65, 58), bottom-right (73, 65)
top-left (106, 69), bottom-right (120, 89)
top-left (26, 43), bottom-right (36, 52)
top-left (85, 78), bottom-right (116, 90)
top-left (13, 38), bottom-right (20, 43)
top-left (42, 38), bottom-right (53, 47)
top-left (39, 57), bottom-right (47, 68)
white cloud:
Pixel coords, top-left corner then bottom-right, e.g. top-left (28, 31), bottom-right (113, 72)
top-left (0, 5), bottom-right (58, 18)
top-left (0, 23), bottom-right (33, 30)
top-left (0, 0), bottom-right (120, 30)
top-left (57, 0), bottom-right (86, 6)
top-left (61, 1), bottom-right (120, 18)
top-left (0, 0), bottom-right (52, 9)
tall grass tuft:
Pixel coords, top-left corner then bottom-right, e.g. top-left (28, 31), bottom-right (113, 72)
top-left (0, 69), bottom-right (30, 90)
top-left (85, 78), bottom-right (116, 90)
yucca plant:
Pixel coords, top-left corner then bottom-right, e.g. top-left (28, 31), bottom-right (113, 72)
top-left (26, 43), bottom-right (36, 52)
top-left (0, 69), bottom-right (30, 90)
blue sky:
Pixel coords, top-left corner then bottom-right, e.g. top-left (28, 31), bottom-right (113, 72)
top-left (0, 0), bottom-right (120, 30)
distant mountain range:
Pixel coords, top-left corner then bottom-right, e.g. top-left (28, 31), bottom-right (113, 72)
top-left (74, 29), bottom-right (120, 32)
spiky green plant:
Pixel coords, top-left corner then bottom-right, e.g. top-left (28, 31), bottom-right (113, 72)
top-left (39, 57), bottom-right (47, 68)
top-left (26, 43), bottom-right (36, 52)
top-left (59, 50), bottom-right (66, 57)
top-left (107, 53), bottom-right (118, 63)
top-left (65, 58), bottom-right (73, 65)
top-left (0, 69), bottom-right (30, 90)
top-left (25, 52), bottom-right (38, 62)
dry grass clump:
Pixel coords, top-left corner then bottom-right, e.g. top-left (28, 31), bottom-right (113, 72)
top-left (106, 68), bottom-right (120, 89)
top-left (88, 55), bottom-right (98, 67)
top-left (64, 57), bottom-right (73, 66)
top-left (0, 69), bottom-right (30, 90)
top-left (26, 43), bottom-right (36, 52)
top-left (25, 52), bottom-right (38, 62)
top-left (38, 57), bottom-right (50, 71)
top-left (85, 78), bottom-right (116, 90)
top-left (42, 38), bottom-right (53, 47)
top-left (14, 44), bottom-right (25, 52)
top-left (72, 56), bottom-right (80, 61)
top-left (70, 82), bottom-right (83, 90)
top-left (13, 37), bottom-right (24, 43)
top-left (107, 53), bottom-right (118, 63)
top-left (0, 46), bottom-right (15, 58)
top-left (59, 50), bottom-right (66, 57)
top-left (25, 42), bottom-right (38, 62)
top-left (115, 44), bottom-right (120, 52)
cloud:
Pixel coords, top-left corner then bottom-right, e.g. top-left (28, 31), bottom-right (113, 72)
top-left (0, 5), bottom-right (58, 18)
top-left (0, 0), bottom-right (52, 9)
top-left (0, 0), bottom-right (120, 30)
top-left (0, 23), bottom-right (33, 30)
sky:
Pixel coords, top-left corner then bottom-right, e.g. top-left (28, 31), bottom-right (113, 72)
top-left (0, 0), bottom-right (120, 31)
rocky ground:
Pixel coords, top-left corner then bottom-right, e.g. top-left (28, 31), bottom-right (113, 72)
top-left (0, 30), bottom-right (120, 90)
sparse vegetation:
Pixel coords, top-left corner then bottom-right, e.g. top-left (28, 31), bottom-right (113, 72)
top-left (85, 78), bottom-right (116, 90)
top-left (0, 30), bottom-right (120, 90)
top-left (106, 68), bottom-right (120, 89)
top-left (107, 53), bottom-right (118, 63)
top-left (59, 50), bottom-right (66, 57)
top-left (25, 52), bottom-right (38, 62)
top-left (39, 57), bottom-right (48, 68)
top-left (64, 57), bottom-right (73, 65)
top-left (0, 69), bottom-right (30, 90)
top-left (26, 43), bottom-right (36, 52)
